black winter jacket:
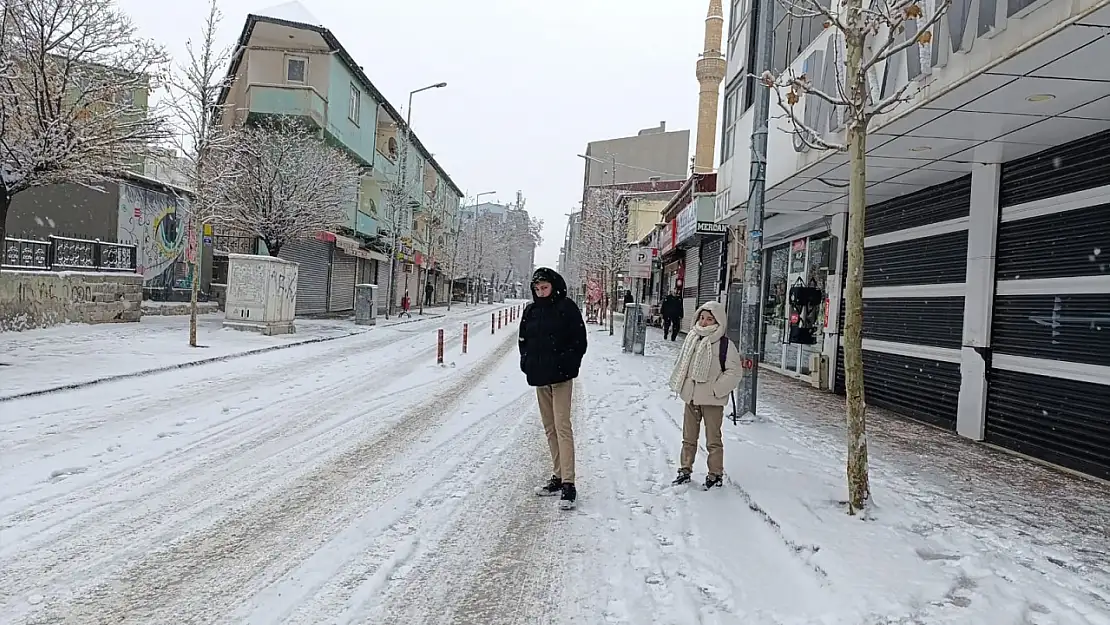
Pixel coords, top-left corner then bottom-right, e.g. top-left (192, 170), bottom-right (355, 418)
top-left (661, 294), bottom-right (683, 319)
top-left (519, 268), bottom-right (588, 387)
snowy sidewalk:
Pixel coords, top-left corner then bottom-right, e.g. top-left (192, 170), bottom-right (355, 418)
top-left (0, 302), bottom-right (506, 399)
top-left (573, 327), bottom-right (1110, 624)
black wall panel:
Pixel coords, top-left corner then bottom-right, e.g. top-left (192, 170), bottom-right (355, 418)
top-left (834, 347), bottom-right (960, 429)
top-left (866, 175), bottom-right (972, 237)
top-left (999, 129), bottom-right (1110, 208)
top-left (993, 294), bottom-right (1110, 369)
top-left (862, 297), bottom-right (964, 349)
top-left (995, 204), bottom-right (1110, 281)
top-left (864, 230), bottom-right (969, 287)
top-left (986, 369), bottom-right (1110, 481)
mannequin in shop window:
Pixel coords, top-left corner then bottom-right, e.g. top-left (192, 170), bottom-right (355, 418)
top-left (787, 278), bottom-right (822, 345)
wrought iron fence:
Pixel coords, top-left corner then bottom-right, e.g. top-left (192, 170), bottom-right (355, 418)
top-left (212, 235), bottom-right (258, 255)
top-left (2, 235), bottom-right (138, 273)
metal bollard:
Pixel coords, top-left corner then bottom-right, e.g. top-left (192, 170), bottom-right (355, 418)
top-left (437, 329), bottom-right (444, 364)
top-left (462, 323), bottom-right (468, 354)
top-left (498, 310), bottom-right (502, 329)
top-left (491, 312), bottom-right (495, 334)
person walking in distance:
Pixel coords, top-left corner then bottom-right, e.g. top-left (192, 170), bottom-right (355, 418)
top-left (668, 300), bottom-right (742, 489)
top-left (400, 289), bottom-right (412, 318)
top-left (519, 267), bottom-right (588, 510)
top-left (660, 289), bottom-right (683, 341)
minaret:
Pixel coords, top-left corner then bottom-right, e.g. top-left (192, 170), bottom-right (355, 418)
top-left (694, 0), bottom-right (726, 173)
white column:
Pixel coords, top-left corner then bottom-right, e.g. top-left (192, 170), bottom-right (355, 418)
top-left (822, 211), bottom-right (848, 391)
top-left (956, 163), bottom-right (1001, 440)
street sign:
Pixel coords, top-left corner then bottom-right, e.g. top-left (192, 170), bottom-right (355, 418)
top-left (628, 246), bottom-right (652, 278)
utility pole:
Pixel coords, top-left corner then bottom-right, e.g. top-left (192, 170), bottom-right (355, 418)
top-left (736, 0), bottom-right (776, 419)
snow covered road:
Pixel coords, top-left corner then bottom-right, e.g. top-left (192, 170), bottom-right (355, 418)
top-left (3, 314), bottom-right (1106, 624)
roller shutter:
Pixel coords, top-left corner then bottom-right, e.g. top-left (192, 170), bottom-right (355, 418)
top-left (279, 238), bottom-right (331, 315)
top-left (329, 249), bottom-right (356, 312)
top-left (681, 245), bottom-right (700, 332)
top-left (698, 237), bottom-right (724, 305)
top-left (986, 145), bottom-right (1110, 479)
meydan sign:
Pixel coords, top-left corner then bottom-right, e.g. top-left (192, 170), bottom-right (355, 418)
top-left (792, 0), bottom-right (1049, 152)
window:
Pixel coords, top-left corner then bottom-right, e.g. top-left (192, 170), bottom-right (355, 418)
top-left (349, 83), bottom-right (361, 125)
top-left (285, 56), bottom-right (307, 83)
top-left (729, 0), bottom-right (746, 33)
top-left (721, 78), bottom-right (742, 163)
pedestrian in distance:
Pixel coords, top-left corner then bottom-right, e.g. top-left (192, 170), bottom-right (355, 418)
top-left (668, 300), bottom-right (742, 490)
top-left (519, 267), bottom-right (588, 510)
top-left (660, 289), bottom-right (683, 341)
top-left (400, 290), bottom-right (412, 318)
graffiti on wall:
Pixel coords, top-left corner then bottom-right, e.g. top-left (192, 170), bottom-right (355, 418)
top-left (116, 182), bottom-right (193, 288)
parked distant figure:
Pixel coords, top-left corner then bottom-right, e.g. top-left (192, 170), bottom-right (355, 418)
top-left (519, 267), bottom-right (588, 510)
top-left (668, 300), bottom-right (742, 490)
top-left (425, 281), bottom-right (434, 306)
top-left (400, 290), bottom-right (412, 318)
top-left (660, 290), bottom-right (683, 341)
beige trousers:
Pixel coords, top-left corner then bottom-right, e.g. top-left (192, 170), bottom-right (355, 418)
top-left (536, 380), bottom-right (575, 483)
top-left (680, 402), bottom-right (724, 476)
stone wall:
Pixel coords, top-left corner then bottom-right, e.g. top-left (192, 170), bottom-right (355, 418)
top-left (0, 271), bottom-right (143, 332)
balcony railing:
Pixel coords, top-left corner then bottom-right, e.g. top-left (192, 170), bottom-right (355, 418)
top-left (2, 235), bottom-right (138, 273)
top-left (246, 83), bottom-right (327, 129)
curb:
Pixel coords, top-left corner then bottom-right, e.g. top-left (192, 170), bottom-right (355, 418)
top-left (0, 312), bottom-right (458, 403)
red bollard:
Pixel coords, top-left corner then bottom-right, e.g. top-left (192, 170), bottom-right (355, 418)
top-left (491, 312), bottom-right (495, 334)
top-left (437, 329), bottom-right (444, 364)
top-left (462, 323), bottom-right (469, 354)
top-left (498, 310), bottom-right (503, 329)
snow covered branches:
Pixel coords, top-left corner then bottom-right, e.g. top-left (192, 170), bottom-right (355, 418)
top-left (0, 0), bottom-right (170, 243)
top-left (208, 117), bottom-right (360, 257)
top-left (577, 185), bottom-right (629, 287)
top-left (763, 0), bottom-right (951, 152)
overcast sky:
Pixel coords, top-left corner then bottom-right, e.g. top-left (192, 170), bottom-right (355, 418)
top-left (119, 0), bottom-right (713, 268)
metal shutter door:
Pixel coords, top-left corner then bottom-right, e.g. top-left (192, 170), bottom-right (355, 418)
top-left (987, 190), bottom-right (1110, 480)
top-left (376, 259), bottom-right (392, 313)
top-left (279, 238), bottom-right (330, 315)
top-left (329, 249), bottom-right (356, 312)
top-left (681, 245), bottom-right (700, 332)
top-left (698, 238), bottom-right (723, 305)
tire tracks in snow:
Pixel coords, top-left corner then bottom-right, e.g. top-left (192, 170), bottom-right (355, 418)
top-left (9, 327), bottom-right (518, 625)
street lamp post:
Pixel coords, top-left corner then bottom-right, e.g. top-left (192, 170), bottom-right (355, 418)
top-left (386, 81), bottom-right (446, 319)
top-left (467, 190), bottom-right (496, 305)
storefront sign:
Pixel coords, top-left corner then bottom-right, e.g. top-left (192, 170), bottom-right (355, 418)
top-left (676, 204), bottom-right (697, 244)
top-left (660, 219), bottom-right (677, 255)
top-left (696, 221), bottom-right (727, 234)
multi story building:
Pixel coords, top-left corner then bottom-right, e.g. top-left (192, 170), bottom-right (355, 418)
top-left (218, 10), bottom-right (462, 315)
top-left (715, 0), bottom-right (1110, 480)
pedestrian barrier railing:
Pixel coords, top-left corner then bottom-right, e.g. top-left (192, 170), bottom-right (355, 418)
top-left (2, 235), bottom-right (138, 273)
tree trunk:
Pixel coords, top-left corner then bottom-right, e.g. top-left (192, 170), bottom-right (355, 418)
top-left (189, 253), bottom-right (200, 347)
top-left (0, 191), bottom-right (10, 273)
top-left (842, 17), bottom-right (872, 515)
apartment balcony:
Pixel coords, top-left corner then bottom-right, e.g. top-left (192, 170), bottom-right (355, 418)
top-left (372, 150), bottom-right (398, 183)
top-left (245, 84), bottom-right (327, 130)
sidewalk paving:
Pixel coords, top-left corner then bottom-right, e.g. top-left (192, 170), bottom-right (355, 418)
top-left (629, 328), bottom-right (1110, 623)
top-left (0, 302), bottom-right (507, 399)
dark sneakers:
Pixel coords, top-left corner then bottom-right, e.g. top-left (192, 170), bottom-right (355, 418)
top-left (705, 474), bottom-right (723, 489)
top-left (559, 482), bottom-right (577, 510)
top-left (535, 475), bottom-right (562, 497)
top-left (673, 469), bottom-right (692, 485)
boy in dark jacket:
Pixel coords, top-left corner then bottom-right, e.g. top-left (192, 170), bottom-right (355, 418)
top-left (519, 267), bottom-right (588, 510)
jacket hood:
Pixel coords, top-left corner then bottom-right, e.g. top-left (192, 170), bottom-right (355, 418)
top-left (695, 300), bottom-right (727, 326)
top-left (531, 267), bottom-right (567, 302)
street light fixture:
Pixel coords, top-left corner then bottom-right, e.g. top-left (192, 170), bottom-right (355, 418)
top-left (386, 80), bottom-right (447, 319)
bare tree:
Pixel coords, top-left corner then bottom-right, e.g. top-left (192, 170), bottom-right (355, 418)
top-left (209, 116), bottom-right (360, 257)
top-left (0, 0), bottom-right (169, 261)
top-left (578, 185), bottom-right (627, 335)
top-left (763, 0), bottom-right (950, 514)
top-left (164, 0), bottom-right (236, 347)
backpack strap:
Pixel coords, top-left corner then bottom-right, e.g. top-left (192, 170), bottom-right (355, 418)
top-left (719, 337), bottom-right (729, 371)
